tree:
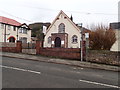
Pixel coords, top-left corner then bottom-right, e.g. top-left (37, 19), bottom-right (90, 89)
top-left (30, 24), bottom-right (44, 41)
top-left (36, 28), bottom-right (45, 41)
top-left (29, 23), bottom-right (50, 41)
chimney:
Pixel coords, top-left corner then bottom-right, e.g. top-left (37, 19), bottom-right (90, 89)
top-left (70, 14), bottom-right (73, 21)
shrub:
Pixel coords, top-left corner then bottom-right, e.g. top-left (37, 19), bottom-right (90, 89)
top-left (89, 24), bottom-right (116, 50)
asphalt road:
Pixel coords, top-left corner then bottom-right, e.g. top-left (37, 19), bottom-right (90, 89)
top-left (1, 56), bottom-right (119, 88)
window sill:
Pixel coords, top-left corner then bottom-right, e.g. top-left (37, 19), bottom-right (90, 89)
top-left (72, 42), bottom-right (78, 44)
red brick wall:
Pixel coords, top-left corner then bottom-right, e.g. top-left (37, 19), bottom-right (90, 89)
top-left (36, 41), bottom-right (86, 60)
top-left (39, 48), bottom-right (81, 60)
top-left (0, 41), bottom-right (22, 53)
top-left (16, 41), bottom-right (22, 53)
top-left (1, 47), bottom-right (17, 53)
top-left (36, 40), bottom-right (43, 54)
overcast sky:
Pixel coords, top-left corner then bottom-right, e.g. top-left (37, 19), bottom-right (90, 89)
top-left (0, 0), bottom-right (119, 27)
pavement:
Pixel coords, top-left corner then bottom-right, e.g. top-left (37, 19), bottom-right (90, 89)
top-left (0, 52), bottom-right (119, 72)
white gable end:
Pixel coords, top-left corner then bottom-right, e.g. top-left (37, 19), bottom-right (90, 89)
top-left (44, 11), bottom-right (81, 48)
top-left (21, 24), bottom-right (29, 28)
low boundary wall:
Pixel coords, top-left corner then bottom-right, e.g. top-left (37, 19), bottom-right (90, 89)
top-left (39, 48), bottom-right (81, 60)
top-left (0, 41), bottom-right (22, 53)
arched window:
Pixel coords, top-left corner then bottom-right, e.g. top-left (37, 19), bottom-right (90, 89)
top-left (48, 37), bottom-right (52, 44)
top-left (19, 37), bottom-right (27, 43)
top-left (72, 35), bottom-right (78, 43)
top-left (58, 23), bottom-right (65, 33)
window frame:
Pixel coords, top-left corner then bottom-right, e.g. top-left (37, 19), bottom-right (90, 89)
top-left (19, 28), bottom-right (22, 33)
top-left (8, 25), bottom-right (11, 30)
top-left (19, 37), bottom-right (27, 43)
top-left (48, 36), bottom-right (52, 44)
top-left (72, 35), bottom-right (78, 44)
top-left (13, 26), bottom-right (16, 31)
top-left (23, 28), bottom-right (27, 34)
top-left (58, 23), bottom-right (65, 33)
top-left (19, 28), bottom-right (27, 34)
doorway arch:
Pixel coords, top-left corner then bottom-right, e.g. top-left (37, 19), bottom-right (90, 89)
top-left (9, 36), bottom-right (15, 42)
top-left (55, 37), bottom-right (61, 47)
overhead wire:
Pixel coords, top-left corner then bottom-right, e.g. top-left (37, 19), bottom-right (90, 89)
top-left (21, 5), bottom-right (118, 15)
top-left (0, 5), bottom-right (118, 23)
top-left (0, 10), bottom-right (33, 22)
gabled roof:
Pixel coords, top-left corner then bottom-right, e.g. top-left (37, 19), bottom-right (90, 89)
top-left (0, 16), bottom-right (21, 26)
top-left (20, 23), bottom-right (31, 30)
top-left (46, 10), bottom-right (80, 34)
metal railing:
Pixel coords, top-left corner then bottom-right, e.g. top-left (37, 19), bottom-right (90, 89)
top-left (22, 43), bottom-right (36, 49)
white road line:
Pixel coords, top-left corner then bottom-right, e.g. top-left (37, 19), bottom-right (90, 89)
top-left (0, 65), bottom-right (41, 74)
top-left (79, 79), bottom-right (120, 88)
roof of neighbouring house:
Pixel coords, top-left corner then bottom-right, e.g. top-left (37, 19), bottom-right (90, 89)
top-left (0, 16), bottom-right (21, 26)
top-left (76, 25), bottom-right (91, 33)
top-left (110, 22), bottom-right (120, 29)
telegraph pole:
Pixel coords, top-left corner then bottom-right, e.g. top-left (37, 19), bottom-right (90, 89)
top-left (78, 23), bottom-right (83, 61)
top-left (81, 27), bottom-right (83, 62)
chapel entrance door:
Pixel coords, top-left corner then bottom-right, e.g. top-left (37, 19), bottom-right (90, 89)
top-left (55, 37), bottom-right (61, 47)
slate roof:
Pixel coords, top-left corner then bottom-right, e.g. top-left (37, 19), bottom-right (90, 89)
top-left (0, 16), bottom-right (21, 26)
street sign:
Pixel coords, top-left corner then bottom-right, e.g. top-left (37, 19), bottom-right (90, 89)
top-left (85, 33), bottom-right (89, 38)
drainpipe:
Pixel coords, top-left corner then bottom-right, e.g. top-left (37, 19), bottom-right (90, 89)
top-left (4, 24), bottom-right (6, 42)
top-left (17, 26), bottom-right (19, 41)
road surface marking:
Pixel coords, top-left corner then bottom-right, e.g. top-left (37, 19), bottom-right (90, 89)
top-left (79, 79), bottom-right (120, 88)
top-left (0, 65), bottom-right (41, 74)
top-left (73, 67), bottom-right (83, 70)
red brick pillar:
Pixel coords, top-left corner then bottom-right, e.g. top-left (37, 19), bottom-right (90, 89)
top-left (16, 41), bottom-right (22, 53)
top-left (36, 40), bottom-right (42, 54)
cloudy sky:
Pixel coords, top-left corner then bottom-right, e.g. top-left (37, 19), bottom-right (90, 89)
top-left (0, 0), bottom-right (119, 27)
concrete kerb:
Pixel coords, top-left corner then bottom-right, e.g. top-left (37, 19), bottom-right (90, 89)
top-left (0, 52), bottom-right (119, 72)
